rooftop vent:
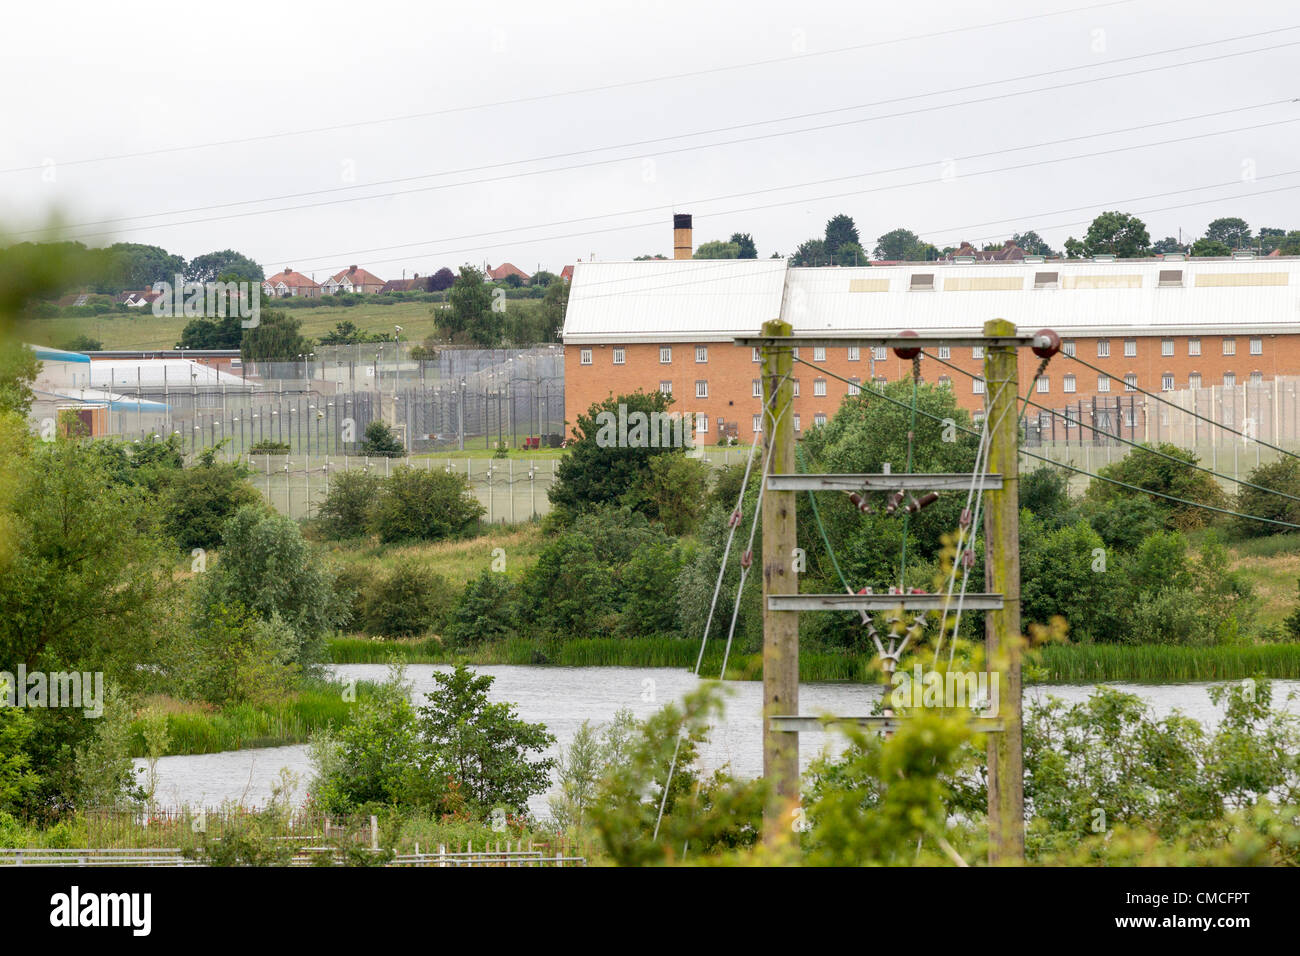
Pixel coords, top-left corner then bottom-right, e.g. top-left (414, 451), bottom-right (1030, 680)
top-left (1163, 252), bottom-right (1186, 262)
top-left (953, 255), bottom-right (976, 264)
top-left (1092, 253), bottom-right (1116, 263)
top-left (1023, 254), bottom-right (1045, 264)
top-left (1232, 251), bottom-right (1257, 260)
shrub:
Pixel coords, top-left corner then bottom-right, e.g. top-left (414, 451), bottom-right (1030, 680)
top-left (316, 469), bottom-right (382, 539)
top-left (359, 564), bottom-right (456, 637)
top-left (160, 451), bottom-right (262, 551)
top-left (443, 569), bottom-right (517, 647)
top-left (1233, 456), bottom-right (1300, 537)
top-left (1086, 442), bottom-right (1227, 530)
top-left (368, 467), bottom-right (484, 544)
top-left (359, 420), bottom-right (404, 458)
top-left (196, 506), bottom-right (346, 666)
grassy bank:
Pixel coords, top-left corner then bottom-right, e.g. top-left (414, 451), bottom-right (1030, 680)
top-left (322, 523), bottom-right (548, 588)
top-left (1033, 643), bottom-right (1300, 684)
top-left (328, 635), bottom-right (1300, 685)
top-left (128, 681), bottom-right (379, 757)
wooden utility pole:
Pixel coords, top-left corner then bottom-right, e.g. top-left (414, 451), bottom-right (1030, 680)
top-left (982, 318), bottom-right (1024, 864)
top-left (760, 318), bottom-right (798, 851)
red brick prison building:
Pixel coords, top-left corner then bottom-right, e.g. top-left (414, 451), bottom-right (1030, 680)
top-left (563, 221), bottom-right (1300, 445)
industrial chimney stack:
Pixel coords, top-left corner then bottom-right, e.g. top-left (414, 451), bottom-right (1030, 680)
top-left (673, 213), bottom-right (693, 260)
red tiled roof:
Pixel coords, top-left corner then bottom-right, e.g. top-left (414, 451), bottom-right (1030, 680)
top-left (486, 262), bottom-right (530, 281)
top-left (560, 265), bottom-right (574, 281)
top-left (265, 269), bottom-right (320, 288)
top-left (328, 266), bottom-right (384, 286)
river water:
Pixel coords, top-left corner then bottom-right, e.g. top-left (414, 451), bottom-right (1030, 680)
top-left (139, 665), bottom-right (1300, 819)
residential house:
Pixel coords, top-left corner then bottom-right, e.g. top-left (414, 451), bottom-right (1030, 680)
top-left (262, 268), bottom-right (322, 298)
top-left (323, 265), bottom-right (385, 294)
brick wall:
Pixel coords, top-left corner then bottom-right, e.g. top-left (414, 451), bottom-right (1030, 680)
top-left (565, 332), bottom-right (1300, 438)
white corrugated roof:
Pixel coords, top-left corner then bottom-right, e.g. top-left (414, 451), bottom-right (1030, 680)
top-left (563, 259), bottom-right (788, 344)
top-left (88, 359), bottom-right (253, 389)
top-left (564, 257), bottom-right (1300, 341)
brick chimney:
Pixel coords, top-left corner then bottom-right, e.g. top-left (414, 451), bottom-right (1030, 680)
top-left (673, 213), bottom-right (693, 260)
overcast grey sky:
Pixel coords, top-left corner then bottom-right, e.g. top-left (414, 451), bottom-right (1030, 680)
top-left (1, 0), bottom-right (1297, 280)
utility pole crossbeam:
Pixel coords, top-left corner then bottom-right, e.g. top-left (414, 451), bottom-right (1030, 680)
top-left (769, 715), bottom-right (1005, 735)
top-left (982, 318), bottom-right (1025, 866)
top-left (760, 319), bottom-right (799, 853)
top-left (766, 473), bottom-right (1003, 492)
top-left (767, 594), bottom-right (1004, 612)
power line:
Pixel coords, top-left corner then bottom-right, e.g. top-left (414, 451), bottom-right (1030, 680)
top-left (58, 113), bottom-right (1300, 281)
top-left (791, 353), bottom-right (1300, 529)
top-left (28, 33), bottom-right (1300, 244)
top-left (0, 1), bottom-right (1138, 176)
top-left (35, 94), bottom-right (1292, 240)
top-left (209, 100), bottom-right (1300, 271)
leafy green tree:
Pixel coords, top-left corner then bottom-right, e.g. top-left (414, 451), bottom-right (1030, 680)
top-left (359, 563), bottom-right (456, 637)
top-left (832, 241), bottom-right (867, 266)
top-left (1020, 464), bottom-right (1072, 529)
top-left (1191, 237), bottom-right (1232, 257)
top-left (184, 250), bottom-right (264, 283)
top-left (1150, 236), bottom-right (1186, 255)
top-left (308, 666), bottom-right (427, 814)
top-left (180, 603), bottom-right (299, 705)
top-left (1081, 210), bottom-right (1151, 257)
top-left (539, 278), bottom-right (569, 341)
top-left (443, 569), bottom-right (517, 647)
top-left (1019, 512), bottom-right (1127, 642)
top-left (693, 239), bottom-right (740, 259)
top-left (195, 505), bottom-right (345, 666)
top-left (1204, 217), bottom-right (1251, 250)
top-left (729, 232), bottom-right (758, 259)
top-left (1233, 456), bottom-right (1300, 537)
top-left (316, 469), bottom-right (382, 538)
top-left (367, 466), bottom-right (484, 544)
top-left (444, 265), bottom-right (501, 346)
top-left (0, 689), bottom-right (40, 815)
top-left (874, 227), bottom-right (929, 261)
top-left (359, 420), bottom-right (404, 457)
top-left (417, 664), bottom-right (556, 814)
top-left (1085, 442), bottom-right (1227, 530)
top-left (101, 242), bottom-right (186, 291)
top-left (824, 213), bottom-right (860, 257)
top-left (591, 685), bottom-right (763, 865)
top-left (241, 309), bottom-right (310, 362)
top-left (549, 390), bottom-right (680, 519)
top-left (789, 238), bottom-right (827, 266)
top-left (178, 314), bottom-right (242, 349)
top-left (0, 342), bottom-right (40, 415)
top-left (1258, 227), bottom-right (1287, 254)
top-left (631, 453), bottom-right (711, 536)
top-left (160, 450), bottom-right (261, 551)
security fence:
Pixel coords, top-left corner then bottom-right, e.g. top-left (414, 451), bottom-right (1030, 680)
top-left (245, 454), bottom-right (563, 523)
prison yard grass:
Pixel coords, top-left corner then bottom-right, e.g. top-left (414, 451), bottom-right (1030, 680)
top-left (8, 332), bottom-right (1300, 864)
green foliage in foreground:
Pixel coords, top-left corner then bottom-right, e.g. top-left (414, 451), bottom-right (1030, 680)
top-left (309, 663), bottom-right (554, 818)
